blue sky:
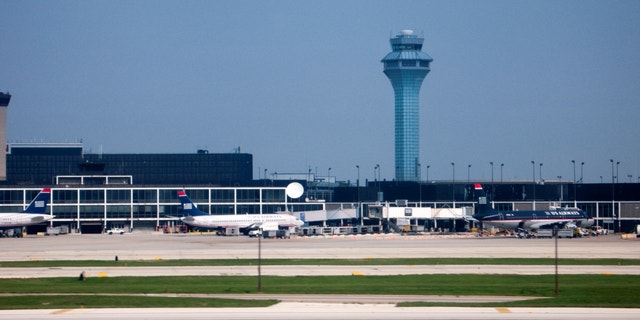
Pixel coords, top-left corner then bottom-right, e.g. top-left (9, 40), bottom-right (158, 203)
top-left (1, 0), bottom-right (639, 184)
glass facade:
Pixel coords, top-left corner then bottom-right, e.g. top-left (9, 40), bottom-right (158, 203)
top-left (0, 183), bottom-right (638, 232)
top-left (0, 186), bottom-right (321, 232)
top-left (381, 31), bottom-right (433, 181)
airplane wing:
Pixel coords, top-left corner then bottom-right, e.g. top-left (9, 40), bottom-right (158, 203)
top-left (475, 213), bottom-right (502, 221)
top-left (30, 216), bottom-right (48, 223)
top-left (528, 220), bottom-right (575, 230)
top-left (245, 222), bottom-right (263, 230)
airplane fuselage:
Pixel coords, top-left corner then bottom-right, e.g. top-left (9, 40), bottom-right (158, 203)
top-left (181, 213), bottom-right (303, 229)
top-left (0, 213), bottom-right (53, 228)
top-left (477, 209), bottom-right (594, 230)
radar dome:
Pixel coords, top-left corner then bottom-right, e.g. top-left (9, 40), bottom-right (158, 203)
top-left (285, 182), bottom-right (304, 199)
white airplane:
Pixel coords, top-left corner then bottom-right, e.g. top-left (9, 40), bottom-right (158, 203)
top-left (0, 188), bottom-right (53, 234)
top-left (177, 190), bottom-right (304, 230)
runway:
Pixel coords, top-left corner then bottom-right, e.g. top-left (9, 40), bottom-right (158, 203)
top-left (2, 264), bottom-right (640, 278)
top-left (0, 232), bottom-right (638, 319)
top-left (0, 304), bottom-right (639, 320)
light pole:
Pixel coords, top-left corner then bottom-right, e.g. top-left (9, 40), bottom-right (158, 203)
top-left (375, 164), bottom-right (380, 197)
top-left (467, 164), bottom-right (471, 201)
top-left (356, 165), bottom-right (360, 224)
top-left (490, 162), bottom-right (494, 184)
top-left (610, 159), bottom-right (616, 233)
top-left (554, 225), bottom-right (559, 297)
top-left (418, 163), bottom-right (422, 206)
top-left (500, 163), bottom-right (504, 183)
top-left (580, 162), bottom-right (585, 183)
top-left (531, 161), bottom-right (536, 210)
top-left (539, 163), bottom-right (544, 182)
top-left (426, 165), bottom-right (430, 182)
top-left (615, 160), bottom-right (621, 231)
top-left (451, 162), bottom-right (455, 207)
top-left (257, 230), bottom-right (262, 293)
top-left (490, 162), bottom-right (494, 200)
top-left (572, 160), bottom-right (576, 206)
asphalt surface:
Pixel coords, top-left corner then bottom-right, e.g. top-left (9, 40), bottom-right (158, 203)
top-left (1, 232), bottom-right (637, 261)
top-left (2, 264), bottom-right (640, 278)
top-left (1, 305), bottom-right (639, 320)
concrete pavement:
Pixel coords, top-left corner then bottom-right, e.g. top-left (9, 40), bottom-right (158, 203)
top-left (1, 264), bottom-right (639, 278)
top-left (0, 232), bottom-right (637, 261)
top-left (0, 305), bottom-right (638, 320)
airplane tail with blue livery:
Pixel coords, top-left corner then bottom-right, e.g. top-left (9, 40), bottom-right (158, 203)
top-left (177, 190), bottom-right (208, 217)
top-left (23, 188), bottom-right (51, 214)
top-left (0, 188), bottom-right (53, 231)
top-left (473, 184), bottom-right (493, 217)
top-left (472, 184), bottom-right (593, 230)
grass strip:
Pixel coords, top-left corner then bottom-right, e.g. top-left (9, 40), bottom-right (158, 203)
top-left (0, 295), bottom-right (277, 309)
top-left (0, 274), bottom-right (638, 308)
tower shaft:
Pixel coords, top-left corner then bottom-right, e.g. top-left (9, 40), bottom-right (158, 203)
top-left (381, 30), bottom-right (432, 181)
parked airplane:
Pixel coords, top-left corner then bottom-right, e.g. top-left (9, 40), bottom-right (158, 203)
top-left (0, 188), bottom-right (53, 236)
top-left (472, 184), bottom-right (593, 230)
top-left (177, 190), bottom-right (304, 230)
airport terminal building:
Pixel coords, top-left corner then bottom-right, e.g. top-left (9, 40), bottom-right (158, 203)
top-left (1, 142), bottom-right (639, 234)
top-left (1, 143), bottom-right (321, 233)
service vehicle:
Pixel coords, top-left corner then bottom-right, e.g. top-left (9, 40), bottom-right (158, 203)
top-left (107, 227), bottom-right (125, 235)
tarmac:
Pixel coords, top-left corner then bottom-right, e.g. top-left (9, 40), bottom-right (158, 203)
top-left (2, 264), bottom-right (640, 278)
top-left (1, 231), bottom-right (637, 261)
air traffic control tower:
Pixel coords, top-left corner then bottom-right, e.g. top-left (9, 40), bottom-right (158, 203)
top-left (382, 30), bottom-right (432, 181)
top-left (0, 92), bottom-right (10, 181)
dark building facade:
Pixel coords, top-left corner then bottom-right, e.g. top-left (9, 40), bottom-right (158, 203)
top-left (0, 92), bottom-right (10, 181)
top-left (333, 180), bottom-right (640, 232)
top-left (6, 143), bottom-right (252, 186)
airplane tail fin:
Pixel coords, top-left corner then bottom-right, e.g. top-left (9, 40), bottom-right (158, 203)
top-left (22, 188), bottom-right (51, 214)
top-left (177, 191), bottom-right (208, 216)
top-left (473, 184), bottom-right (494, 216)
